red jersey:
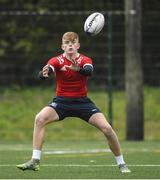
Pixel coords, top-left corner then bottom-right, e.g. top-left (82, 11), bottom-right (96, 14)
top-left (47, 53), bottom-right (93, 97)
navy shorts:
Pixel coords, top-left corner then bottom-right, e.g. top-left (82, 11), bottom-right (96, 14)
top-left (48, 96), bottom-right (101, 121)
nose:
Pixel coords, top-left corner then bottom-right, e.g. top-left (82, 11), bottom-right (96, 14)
top-left (68, 42), bottom-right (73, 46)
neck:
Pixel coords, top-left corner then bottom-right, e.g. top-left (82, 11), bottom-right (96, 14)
top-left (64, 52), bottom-right (79, 62)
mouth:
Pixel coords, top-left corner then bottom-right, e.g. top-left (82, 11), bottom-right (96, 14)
top-left (68, 48), bottom-right (73, 51)
top-left (68, 48), bottom-right (75, 53)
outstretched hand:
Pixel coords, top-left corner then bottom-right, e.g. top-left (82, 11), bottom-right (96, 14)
top-left (70, 61), bottom-right (80, 71)
top-left (42, 65), bottom-right (50, 77)
top-left (67, 58), bottom-right (80, 71)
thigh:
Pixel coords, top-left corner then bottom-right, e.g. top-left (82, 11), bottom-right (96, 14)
top-left (88, 112), bottom-right (111, 130)
top-left (36, 106), bottom-right (59, 124)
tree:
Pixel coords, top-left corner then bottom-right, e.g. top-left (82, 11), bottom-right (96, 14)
top-left (125, 0), bottom-right (144, 140)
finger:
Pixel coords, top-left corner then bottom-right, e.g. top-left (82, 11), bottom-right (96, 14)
top-left (43, 64), bottom-right (49, 70)
top-left (43, 72), bottom-right (49, 77)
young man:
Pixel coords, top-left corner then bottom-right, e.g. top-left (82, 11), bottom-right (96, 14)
top-left (17, 32), bottom-right (131, 173)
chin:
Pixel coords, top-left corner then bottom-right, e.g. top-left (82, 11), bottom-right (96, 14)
top-left (68, 52), bottom-right (74, 55)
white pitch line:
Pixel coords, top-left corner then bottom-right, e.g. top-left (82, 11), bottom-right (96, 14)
top-left (43, 149), bottom-right (111, 154)
top-left (0, 147), bottom-right (159, 153)
top-left (1, 164), bottom-right (160, 167)
top-left (42, 164), bottom-right (160, 167)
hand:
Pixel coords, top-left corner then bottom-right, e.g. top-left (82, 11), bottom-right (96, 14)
top-left (42, 65), bottom-right (49, 77)
top-left (68, 59), bottom-right (80, 71)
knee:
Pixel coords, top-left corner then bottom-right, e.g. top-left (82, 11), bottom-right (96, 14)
top-left (34, 114), bottom-right (47, 127)
top-left (101, 125), bottom-right (113, 137)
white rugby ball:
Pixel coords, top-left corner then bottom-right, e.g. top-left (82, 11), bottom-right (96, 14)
top-left (84, 12), bottom-right (105, 36)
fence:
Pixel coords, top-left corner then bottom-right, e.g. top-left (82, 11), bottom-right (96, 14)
top-left (0, 0), bottom-right (159, 88)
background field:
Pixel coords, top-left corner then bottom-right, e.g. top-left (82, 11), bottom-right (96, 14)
top-left (0, 87), bottom-right (159, 141)
top-left (0, 140), bottom-right (160, 179)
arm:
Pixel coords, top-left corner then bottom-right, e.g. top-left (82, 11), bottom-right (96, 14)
top-left (68, 60), bottom-right (93, 76)
top-left (38, 65), bottom-right (53, 80)
top-left (79, 64), bottom-right (93, 76)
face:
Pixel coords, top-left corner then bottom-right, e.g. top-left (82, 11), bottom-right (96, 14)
top-left (61, 38), bottom-right (80, 55)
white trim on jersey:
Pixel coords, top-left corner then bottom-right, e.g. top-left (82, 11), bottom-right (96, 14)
top-left (49, 65), bottom-right (55, 72)
top-left (76, 53), bottom-right (80, 58)
top-left (83, 63), bottom-right (93, 68)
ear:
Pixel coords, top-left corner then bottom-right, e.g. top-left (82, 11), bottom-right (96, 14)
top-left (61, 44), bottom-right (65, 50)
top-left (77, 43), bottom-right (80, 49)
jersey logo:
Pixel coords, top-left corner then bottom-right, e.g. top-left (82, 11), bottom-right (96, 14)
top-left (50, 102), bottom-right (57, 108)
top-left (77, 56), bottom-right (83, 64)
top-left (57, 56), bottom-right (64, 64)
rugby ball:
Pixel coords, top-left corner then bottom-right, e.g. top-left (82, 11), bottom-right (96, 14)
top-left (84, 12), bottom-right (105, 36)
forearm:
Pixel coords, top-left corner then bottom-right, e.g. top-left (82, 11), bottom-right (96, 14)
top-left (79, 65), bottom-right (93, 76)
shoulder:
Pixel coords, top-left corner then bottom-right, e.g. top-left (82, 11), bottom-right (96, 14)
top-left (48, 54), bottom-right (64, 65)
top-left (79, 53), bottom-right (93, 65)
top-left (80, 53), bottom-right (92, 60)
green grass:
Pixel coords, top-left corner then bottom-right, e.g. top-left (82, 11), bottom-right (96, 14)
top-left (0, 86), bottom-right (160, 141)
top-left (0, 86), bottom-right (160, 178)
top-left (0, 140), bottom-right (160, 179)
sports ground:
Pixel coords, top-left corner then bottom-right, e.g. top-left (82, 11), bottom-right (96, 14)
top-left (0, 140), bottom-right (160, 179)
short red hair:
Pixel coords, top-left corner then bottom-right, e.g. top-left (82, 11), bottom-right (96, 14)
top-left (62, 32), bottom-right (79, 42)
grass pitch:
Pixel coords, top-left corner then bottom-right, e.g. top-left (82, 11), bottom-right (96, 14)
top-left (0, 140), bottom-right (160, 179)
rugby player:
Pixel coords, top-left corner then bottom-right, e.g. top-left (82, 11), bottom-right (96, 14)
top-left (17, 32), bottom-right (131, 173)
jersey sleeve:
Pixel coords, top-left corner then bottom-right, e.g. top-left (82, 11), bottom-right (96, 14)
top-left (47, 57), bottom-right (59, 72)
top-left (82, 57), bottom-right (93, 68)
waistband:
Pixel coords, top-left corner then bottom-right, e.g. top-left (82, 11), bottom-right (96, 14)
top-left (55, 96), bottom-right (89, 102)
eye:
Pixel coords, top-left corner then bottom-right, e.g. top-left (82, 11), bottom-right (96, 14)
top-left (64, 41), bottom-right (69, 44)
